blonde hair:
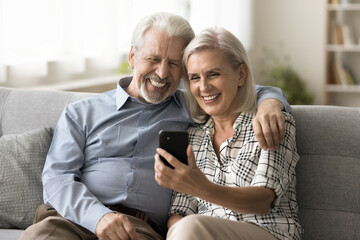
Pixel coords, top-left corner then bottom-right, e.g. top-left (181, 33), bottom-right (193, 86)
top-left (182, 27), bottom-right (257, 123)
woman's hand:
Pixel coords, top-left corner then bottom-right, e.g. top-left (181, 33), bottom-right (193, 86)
top-left (154, 145), bottom-right (210, 196)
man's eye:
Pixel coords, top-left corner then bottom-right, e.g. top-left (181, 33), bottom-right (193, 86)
top-left (148, 58), bottom-right (159, 63)
top-left (170, 62), bottom-right (180, 67)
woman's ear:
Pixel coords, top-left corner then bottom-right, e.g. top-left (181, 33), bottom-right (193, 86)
top-left (128, 46), bottom-right (135, 69)
top-left (238, 63), bottom-right (247, 87)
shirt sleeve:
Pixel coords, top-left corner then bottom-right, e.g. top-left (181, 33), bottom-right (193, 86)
top-left (42, 105), bottom-right (112, 233)
top-left (255, 85), bottom-right (292, 113)
top-left (250, 112), bottom-right (299, 207)
top-left (169, 191), bottom-right (198, 216)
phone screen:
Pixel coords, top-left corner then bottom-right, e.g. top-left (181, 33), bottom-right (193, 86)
top-left (159, 130), bottom-right (188, 169)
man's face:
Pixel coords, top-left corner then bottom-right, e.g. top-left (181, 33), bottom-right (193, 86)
top-left (128, 28), bottom-right (187, 104)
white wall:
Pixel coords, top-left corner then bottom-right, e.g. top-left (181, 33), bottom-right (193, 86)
top-left (248, 0), bottom-right (327, 104)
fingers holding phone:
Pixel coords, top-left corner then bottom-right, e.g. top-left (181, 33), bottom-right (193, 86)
top-left (155, 131), bottom-right (208, 195)
top-left (154, 146), bottom-right (209, 197)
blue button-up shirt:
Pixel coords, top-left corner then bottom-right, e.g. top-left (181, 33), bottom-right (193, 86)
top-left (42, 76), bottom-right (290, 235)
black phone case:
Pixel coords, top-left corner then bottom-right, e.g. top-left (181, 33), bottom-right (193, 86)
top-left (159, 130), bottom-right (188, 169)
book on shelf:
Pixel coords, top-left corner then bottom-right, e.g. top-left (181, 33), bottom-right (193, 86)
top-left (344, 68), bottom-right (356, 85)
top-left (330, 60), bottom-right (356, 85)
top-left (332, 23), bottom-right (355, 45)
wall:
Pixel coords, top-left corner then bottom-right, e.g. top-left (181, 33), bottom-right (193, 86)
top-left (248, 0), bottom-right (327, 105)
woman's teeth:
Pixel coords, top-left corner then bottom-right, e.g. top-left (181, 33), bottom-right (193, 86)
top-left (203, 94), bottom-right (219, 101)
top-left (150, 79), bottom-right (166, 88)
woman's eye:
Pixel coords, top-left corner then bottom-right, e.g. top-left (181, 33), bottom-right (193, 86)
top-left (209, 72), bottom-right (219, 77)
top-left (189, 76), bottom-right (199, 81)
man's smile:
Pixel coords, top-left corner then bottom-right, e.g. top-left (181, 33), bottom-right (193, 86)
top-left (148, 78), bottom-right (167, 88)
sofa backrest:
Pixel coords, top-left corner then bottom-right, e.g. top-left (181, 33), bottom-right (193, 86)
top-left (0, 87), bottom-right (94, 136)
top-left (292, 105), bottom-right (360, 240)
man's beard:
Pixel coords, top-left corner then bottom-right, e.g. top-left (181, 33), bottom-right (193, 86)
top-left (140, 73), bottom-right (174, 104)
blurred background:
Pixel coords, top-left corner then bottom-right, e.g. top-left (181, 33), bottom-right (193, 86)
top-left (0, 0), bottom-right (359, 106)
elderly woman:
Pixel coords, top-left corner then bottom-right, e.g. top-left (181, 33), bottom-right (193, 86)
top-left (154, 27), bottom-right (303, 240)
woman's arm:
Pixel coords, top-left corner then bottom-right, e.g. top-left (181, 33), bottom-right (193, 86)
top-left (198, 184), bottom-right (275, 215)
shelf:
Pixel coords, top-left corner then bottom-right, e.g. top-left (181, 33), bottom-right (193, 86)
top-left (327, 44), bottom-right (360, 51)
top-left (328, 3), bottom-right (360, 11)
top-left (326, 84), bottom-right (360, 93)
top-left (325, 2), bottom-right (360, 105)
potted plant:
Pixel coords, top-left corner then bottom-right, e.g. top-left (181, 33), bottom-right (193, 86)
top-left (260, 47), bottom-right (314, 105)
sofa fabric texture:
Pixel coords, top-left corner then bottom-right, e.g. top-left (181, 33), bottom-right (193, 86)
top-left (0, 86), bottom-right (359, 240)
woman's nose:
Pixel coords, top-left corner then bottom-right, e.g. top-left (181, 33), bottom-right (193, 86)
top-left (199, 78), bottom-right (210, 91)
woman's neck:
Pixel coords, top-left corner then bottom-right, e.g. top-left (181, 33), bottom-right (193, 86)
top-left (212, 114), bottom-right (238, 134)
top-left (212, 114), bottom-right (239, 161)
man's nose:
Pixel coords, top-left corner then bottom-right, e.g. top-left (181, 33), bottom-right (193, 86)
top-left (156, 61), bottom-right (169, 80)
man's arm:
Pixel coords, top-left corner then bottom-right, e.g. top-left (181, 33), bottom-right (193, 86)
top-left (42, 106), bottom-right (112, 234)
top-left (254, 85), bottom-right (291, 151)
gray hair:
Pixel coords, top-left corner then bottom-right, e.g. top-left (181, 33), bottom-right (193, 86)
top-left (182, 27), bottom-right (257, 123)
top-left (131, 12), bottom-right (195, 52)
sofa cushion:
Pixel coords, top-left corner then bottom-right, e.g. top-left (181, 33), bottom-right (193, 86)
top-left (0, 127), bottom-right (53, 229)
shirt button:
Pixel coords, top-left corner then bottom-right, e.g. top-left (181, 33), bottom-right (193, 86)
top-left (127, 188), bottom-right (132, 193)
top-left (131, 164), bottom-right (136, 169)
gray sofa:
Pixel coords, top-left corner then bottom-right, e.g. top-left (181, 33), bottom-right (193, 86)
top-left (0, 86), bottom-right (359, 240)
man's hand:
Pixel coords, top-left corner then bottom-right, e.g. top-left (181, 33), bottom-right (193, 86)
top-left (253, 99), bottom-right (285, 151)
top-left (96, 212), bottom-right (139, 240)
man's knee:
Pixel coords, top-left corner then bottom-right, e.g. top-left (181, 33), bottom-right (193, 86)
top-left (19, 217), bottom-right (58, 240)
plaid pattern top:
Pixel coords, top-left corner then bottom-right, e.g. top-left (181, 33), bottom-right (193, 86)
top-left (169, 112), bottom-right (303, 240)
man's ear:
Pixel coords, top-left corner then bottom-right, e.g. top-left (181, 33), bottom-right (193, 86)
top-left (128, 46), bottom-right (135, 69)
top-left (238, 63), bottom-right (247, 87)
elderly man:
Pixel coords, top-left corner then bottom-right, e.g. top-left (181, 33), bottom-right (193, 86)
top-left (20, 12), bottom-right (290, 240)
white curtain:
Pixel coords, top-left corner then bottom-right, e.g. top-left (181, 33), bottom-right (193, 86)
top-left (0, 0), bottom-right (252, 87)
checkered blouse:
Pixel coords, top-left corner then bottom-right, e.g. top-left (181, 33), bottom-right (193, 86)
top-left (169, 112), bottom-right (303, 240)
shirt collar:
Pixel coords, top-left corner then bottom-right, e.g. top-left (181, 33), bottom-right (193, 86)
top-left (116, 76), bottom-right (183, 110)
top-left (116, 76), bottom-right (132, 110)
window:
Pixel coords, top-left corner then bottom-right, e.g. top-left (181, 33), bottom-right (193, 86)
top-left (0, 0), bottom-right (252, 87)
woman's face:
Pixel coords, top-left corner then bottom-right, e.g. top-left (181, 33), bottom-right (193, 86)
top-left (187, 49), bottom-right (246, 119)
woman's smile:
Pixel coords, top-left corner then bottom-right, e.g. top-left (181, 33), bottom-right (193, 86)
top-left (202, 93), bottom-right (221, 102)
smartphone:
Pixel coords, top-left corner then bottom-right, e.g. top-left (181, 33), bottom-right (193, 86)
top-left (158, 130), bottom-right (189, 169)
